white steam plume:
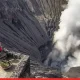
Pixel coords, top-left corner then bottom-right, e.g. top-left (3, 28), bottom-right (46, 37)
top-left (45, 0), bottom-right (80, 72)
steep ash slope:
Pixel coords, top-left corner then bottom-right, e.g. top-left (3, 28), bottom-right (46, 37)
top-left (0, 0), bottom-right (66, 61)
top-left (0, 0), bottom-right (47, 61)
top-left (0, 0), bottom-right (68, 78)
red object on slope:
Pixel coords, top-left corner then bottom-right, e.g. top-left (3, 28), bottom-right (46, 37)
top-left (0, 42), bottom-right (2, 52)
top-left (0, 47), bottom-right (2, 52)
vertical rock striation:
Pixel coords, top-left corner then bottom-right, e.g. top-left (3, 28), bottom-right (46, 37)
top-left (0, 0), bottom-right (67, 61)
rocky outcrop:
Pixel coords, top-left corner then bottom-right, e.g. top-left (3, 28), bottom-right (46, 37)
top-left (29, 60), bottom-right (62, 78)
top-left (0, 0), bottom-right (67, 61)
top-left (0, 48), bottom-right (30, 78)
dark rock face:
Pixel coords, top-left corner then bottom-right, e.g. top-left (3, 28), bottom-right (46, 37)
top-left (0, 0), bottom-right (66, 61)
top-left (0, 0), bottom-right (68, 78)
top-left (0, 0), bottom-right (46, 61)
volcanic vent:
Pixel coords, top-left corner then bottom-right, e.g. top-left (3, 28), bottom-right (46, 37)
top-left (45, 0), bottom-right (80, 73)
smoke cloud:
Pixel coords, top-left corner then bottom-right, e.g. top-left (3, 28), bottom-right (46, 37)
top-left (45, 0), bottom-right (80, 72)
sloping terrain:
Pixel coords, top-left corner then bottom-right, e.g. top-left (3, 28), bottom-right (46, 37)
top-left (0, 0), bottom-right (66, 61)
top-left (0, 0), bottom-right (68, 78)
